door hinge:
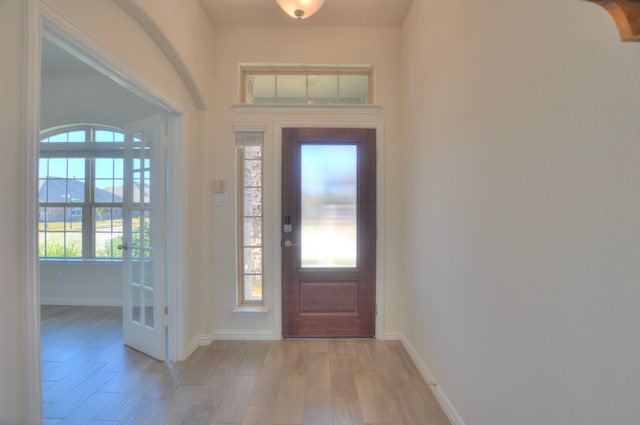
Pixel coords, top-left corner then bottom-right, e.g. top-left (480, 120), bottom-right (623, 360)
top-left (162, 306), bottom-right (169, 327)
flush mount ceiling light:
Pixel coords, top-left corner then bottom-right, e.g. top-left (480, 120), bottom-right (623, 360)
top-left (276, 0), bottom-right (325, 20)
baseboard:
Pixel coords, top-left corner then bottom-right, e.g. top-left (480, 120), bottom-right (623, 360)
top-left (40, 297), bottom-right (122, 307)
top-left (186, 335), bottom-right (202, 358)
top-left (189, 329), bottom-right (277, 352)
top-left (383, 330), bottom-right (404, 340)
top-left (210, 329), bottom-right (276, 340)
top-left (400, 334), bottom-right (466, 425)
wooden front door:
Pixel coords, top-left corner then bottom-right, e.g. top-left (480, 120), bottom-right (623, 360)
top-left (281, 128), bottom-right (376, 337)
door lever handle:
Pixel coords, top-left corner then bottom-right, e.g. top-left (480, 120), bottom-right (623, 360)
top-left (283, 240), bottom-right (298, 248)
top-left (117, 243), bottom-right (129, 250)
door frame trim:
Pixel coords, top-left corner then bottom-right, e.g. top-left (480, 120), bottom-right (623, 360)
top-left (271, 122), bottom-right (385, 339)
top-left (22, 3), bottom-right (188, 422)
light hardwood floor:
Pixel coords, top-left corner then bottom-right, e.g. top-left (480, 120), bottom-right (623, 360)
top-left (41, 305), bottom-right (451, 425)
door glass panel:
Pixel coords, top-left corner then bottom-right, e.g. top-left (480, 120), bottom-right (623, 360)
top-left (300, 144), bottom-right (357, 268)
top-left (144, 288), bottom-right (154, 327)
top-left (131, 261), bottom-right (141, 286)
top-left (131, 285), bottom-right (141, 323)
top-left (144, 260), bottom-right (154, 289)
top-left (141, 210), bottom-right (151, 251)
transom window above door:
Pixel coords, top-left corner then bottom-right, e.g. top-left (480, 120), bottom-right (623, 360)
top-left (240, 65), bottom-right (373, 105)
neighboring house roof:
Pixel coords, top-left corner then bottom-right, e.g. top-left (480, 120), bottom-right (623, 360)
top-left (110, 182), bottom-right (150, 203)
top-left (39, 178), bottom-right (124, 203)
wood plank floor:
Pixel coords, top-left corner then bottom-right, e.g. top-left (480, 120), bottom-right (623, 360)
top-left (41, 305), bottom-right (451, 425)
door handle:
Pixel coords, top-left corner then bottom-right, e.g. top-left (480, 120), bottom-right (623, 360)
top-left (117, 243), bottom-right (129, 250)
top-left (283, 240), bottom-right (298, 248)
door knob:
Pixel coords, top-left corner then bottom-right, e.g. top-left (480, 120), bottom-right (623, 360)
top-left (283, 240), bottom-right (298, 248)
top-left (117, 243), bottom-right (129, 250)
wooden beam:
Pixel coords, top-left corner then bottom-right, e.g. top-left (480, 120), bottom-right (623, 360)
top-left (584, 0), bottom-right (640, 41)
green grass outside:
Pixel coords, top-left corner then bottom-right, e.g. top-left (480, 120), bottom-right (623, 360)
top-left (39, 218), bottom-right (123, 231)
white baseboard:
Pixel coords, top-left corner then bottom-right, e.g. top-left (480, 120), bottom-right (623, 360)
top-left (40, 297), bottom-right (122, 307)
top-left (383, 330), bottom-right (404, 340)
top-left (210, 330), bottom-right (276, 340)
top-left (189, 329), bottom-right (277, 353)
top-left (400, 334), bottom-right (466, 425)
top-left (186, 335), bottom-right (202, 358)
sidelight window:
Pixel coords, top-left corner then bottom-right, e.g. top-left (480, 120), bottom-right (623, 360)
top-left (236, 130), bottom-right (265, 304)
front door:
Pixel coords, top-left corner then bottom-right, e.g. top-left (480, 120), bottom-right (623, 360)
top-left (281, 128), bottom-right (376, 337)
top-left (120, 116), bottom-right (166, 360)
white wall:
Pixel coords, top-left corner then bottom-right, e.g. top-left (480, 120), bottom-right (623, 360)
top-left (0, 1), bottom-right (28, 422)
top-left (40, 262), bottom-right (122, 305)
top-left (205, 25), bottom-right (405, 338)
top-left (401, 1), bottom-right (640, 424)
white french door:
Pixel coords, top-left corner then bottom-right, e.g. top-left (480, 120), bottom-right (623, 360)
top-left (121, 115), bottom-right (166, 360)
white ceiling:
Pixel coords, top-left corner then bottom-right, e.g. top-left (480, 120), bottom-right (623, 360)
top-left (42, 1), bottom-right (414, 72)
top-left (199, 0), bottom-right (414, 26)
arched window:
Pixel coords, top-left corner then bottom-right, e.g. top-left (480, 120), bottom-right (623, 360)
top-left (39, 125), bottom-right (125, 259)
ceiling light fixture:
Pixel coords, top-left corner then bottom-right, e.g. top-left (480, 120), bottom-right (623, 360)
top-left (276, 0), bottom-right (325, 20)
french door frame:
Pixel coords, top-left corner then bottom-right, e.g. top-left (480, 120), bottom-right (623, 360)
top-left (22, 3), bottom-right (188, 423)
top-left (272, 122), bottom-right (386, 340)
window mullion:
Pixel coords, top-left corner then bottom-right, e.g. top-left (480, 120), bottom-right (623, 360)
top-left (83, 157), bottom-right (93, 259)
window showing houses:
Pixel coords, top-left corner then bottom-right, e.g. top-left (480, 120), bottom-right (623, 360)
top-left (39, 126), bottom-right (125, 259)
